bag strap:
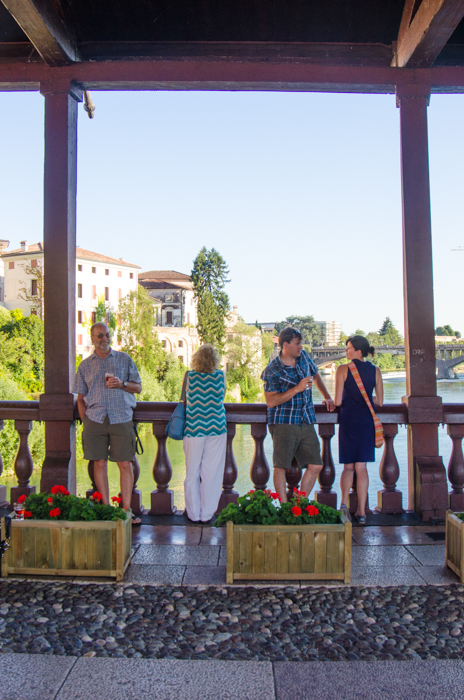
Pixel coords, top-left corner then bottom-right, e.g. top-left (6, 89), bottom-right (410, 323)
top-left (348, 361), bottom-right (383, 442)
top-left (181, 371), bottom-right (189, 406)
top-left (133, 422), bottom-right (144, 455)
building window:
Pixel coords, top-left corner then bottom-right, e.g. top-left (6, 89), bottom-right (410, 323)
top-left (31, 279), bottom-right (37, 296)
top-left (78, 284), bottom-right (82, 298)
top-left (118, 270), bottom-right (122, 278)
top-left (77, 264), bottom-right (82, 272)
top-left (78, 334), bottom-right (83, 345)
top-left (77, 310), bottom-right (83, 324)
top-left (162, 340), bottom-right (167, 348)
top-left (129, 273), bottom-right (134, 279)
top-left (187, 313), bottom-right (190, 324)
top-left (31, 259), bottom-right (38, 268)
top-left (92, 266), bottom-right (96, 274)
top-left (166, 311), bottom-right (173, 325)
top-left (118, 288), bottom-right (122, 300)
top-left (105, 269), bottom-right (109, 276)
top-left (8, 262), bottom-right (14, 269)
top-left (91, 311), bottom-right (96, 324)
top-left (105, 287), bottom-right (109, 301)
top-left (92, 285), bottom-right (96, 299)
top-left (178, 340), bottom-right (183, 348)
top-left (30, 309), bottom-right (37, 316)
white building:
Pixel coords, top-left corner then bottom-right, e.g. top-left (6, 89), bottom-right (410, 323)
top-left (0, 239), bottom-right (9, 304)
top-left (138, 270), bottom-right (199, 367)
top-left (315, 320), bottom-right (342, 346)
top-left (1, 241), bottom-right (140, 357)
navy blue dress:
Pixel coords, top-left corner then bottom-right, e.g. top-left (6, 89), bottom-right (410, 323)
top-left (339, 359), bottom-right (377, 464)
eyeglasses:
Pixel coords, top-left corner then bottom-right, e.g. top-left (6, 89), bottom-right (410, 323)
top-left (93, 333), bottom-right (111, 339)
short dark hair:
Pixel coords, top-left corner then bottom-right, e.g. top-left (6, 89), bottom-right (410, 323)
top-left (346, 335), bottom-right (375, 357)
top-left (278, 327), bottom-right (302, 347)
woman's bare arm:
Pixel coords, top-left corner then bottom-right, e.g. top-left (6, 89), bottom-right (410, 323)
top-left (373, 366), bottom-right (383, 407)
top-left (334, 365), bottom-right (348, 406)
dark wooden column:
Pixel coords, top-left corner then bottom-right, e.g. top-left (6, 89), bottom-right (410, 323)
top-left (39, 80), bottom-right (82, 494)
top-left (397, 84), bottom-right (447, 520)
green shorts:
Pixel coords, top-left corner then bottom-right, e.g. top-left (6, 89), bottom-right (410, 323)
top-left (269, 423), bottom-right (322, 470)
top-left (82, 415), bottom-right (136, 462)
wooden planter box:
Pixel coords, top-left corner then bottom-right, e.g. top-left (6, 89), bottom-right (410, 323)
top-left (1, 516), bottom-right (132, 582)
top-left (226, 513), bottom-right (351, 584)
top-left (445, 510), bottom-right (464, 583)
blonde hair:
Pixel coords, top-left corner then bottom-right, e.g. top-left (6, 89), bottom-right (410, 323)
top-left (190, 344), bottom-right (221, 373)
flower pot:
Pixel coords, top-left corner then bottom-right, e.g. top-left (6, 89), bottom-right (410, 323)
top-left (445, 510), bottom-right (464, 583)
top-left (1, 515), bottom-right (131, 582)
top-left (226, 511), bottom-right (351, 584)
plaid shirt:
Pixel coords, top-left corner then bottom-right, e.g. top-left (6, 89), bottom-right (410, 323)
top-left (261, 349), bottom-right (319, 425)
top-left (73, 348), bottom-right (142, 424)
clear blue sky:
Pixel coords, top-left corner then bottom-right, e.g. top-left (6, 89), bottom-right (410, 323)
top-left (1, 89), bottom-right (463, 337)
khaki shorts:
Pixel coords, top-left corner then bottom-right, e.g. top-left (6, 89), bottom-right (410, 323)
top-left (269, 423), bottom-right (322, 470)
top-left (82, 415), bottom-right (136, 462)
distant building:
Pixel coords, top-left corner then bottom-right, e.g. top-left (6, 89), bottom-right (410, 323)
top-left (247, 321), bottom-right (276, 334)
top-left (1, 241), bottom-right (140, 357)
top-left (0, 239), bottom-right (9, 304)
top-left (315, 320), bottom-right (342, 346)
top-left (139, 270), bottom-right (199, 367)
top-left (435, 335), bottom-right (458, 343)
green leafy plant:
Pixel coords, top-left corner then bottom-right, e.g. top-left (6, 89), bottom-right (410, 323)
top-left (22, 486), bottom-right (127, 522)
top-left (215, 488), bottom-right (341, 526)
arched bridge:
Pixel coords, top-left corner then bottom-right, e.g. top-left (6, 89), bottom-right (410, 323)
top-left (311, 345), bottom-right (464, 380)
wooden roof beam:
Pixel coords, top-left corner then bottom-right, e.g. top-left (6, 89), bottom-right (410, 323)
top-left (394, 0), bottom-right (464, 68)
top-left (0, 0), bottom-right (79, 66)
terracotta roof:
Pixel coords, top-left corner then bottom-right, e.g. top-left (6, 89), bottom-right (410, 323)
top-left (140, 280), bottom-right (185, 290)
top-left (139, 270), bottom-right (191, 281)
top-left (1, 243), bottom-right (140, 268)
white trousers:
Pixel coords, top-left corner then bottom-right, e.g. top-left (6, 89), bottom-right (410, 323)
top-left (183, 434), bottom-right (227, 522)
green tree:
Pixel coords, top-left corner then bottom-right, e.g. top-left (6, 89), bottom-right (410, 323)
top-left (378, 317), bottom-right (403, 345)
top-left (0, 374), bottom-right (45, 474)
top-left (225, 322), bottom-right (268, 402)
top-left (85, 295), bottom-right (117, 332)
top-left (436, 324), bottom-right (461, 338)
top-left (191, 247), bottom-right (230, 350)
top-left (117, 287), bottom-right (167, 375)
top-left (0, 311), bottom-right (44, 394)
top-left (275, 315), bottom-right (322, 346)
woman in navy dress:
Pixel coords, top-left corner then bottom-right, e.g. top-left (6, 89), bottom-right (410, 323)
top-left (334, 335), bottom-right (383, 523)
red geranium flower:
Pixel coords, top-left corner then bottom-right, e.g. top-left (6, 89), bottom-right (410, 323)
top-left (51, 485), bottom-right (70, 496)
top-left (111, 496), bottom-right (122, 505)
top-left (17, 494), bottom-right (26, 504)
top-left (291, 506), bottom-right (302, 516)
top-left (91, 492), bottom-right (103, 501)
top-left (270, 492), bottom-right (281, 501)
top-left (47, 497), bottom-right (53, 503)
top-left (247, 490), bottom-right (255, 495)
top-left (24, 511), bottom-right (33, 518)
top-left (305, 505), bottom-right (319, 517)
top-left (49, 508), bottom-right (61, 518)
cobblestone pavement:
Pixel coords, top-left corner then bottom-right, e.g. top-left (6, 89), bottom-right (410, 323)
top-left (2, 580), bottom-right (464, 662)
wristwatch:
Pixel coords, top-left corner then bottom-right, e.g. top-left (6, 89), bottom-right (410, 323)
top-left (123, 381), bottom-right (128, 388)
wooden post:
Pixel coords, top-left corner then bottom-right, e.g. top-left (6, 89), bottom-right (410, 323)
top-left (39, 80), bottom-right (82, 495)
top-left (397, 83), bottom-right (448, 521)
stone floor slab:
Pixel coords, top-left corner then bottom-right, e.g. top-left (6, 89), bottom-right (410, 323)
top-left (350, 565), bottom-right (426, 585)
top-left (125, 564), bottom-right (185, 584)
top-left (200, 528), bottom-right (227, 546)
top-left (131, 544), bottom-right (220, 566)
top-left (414, 564), bottom-right (460, 584)
top-left (218, 546), bottom-right (227, 566)
top-left (132, 525), bottom-right (202, 546)
top-left (406, 544), bottom-right (446, 565)
top-left (0, 653), bottom-right (76, 700)
top-left (183, 565), bottom-right (227, 584)
top-left (353, 526), bottom-right (445, 546)
top-left (274, 660), bottom-right (464, 700)
top-left (351, 545), bottom-right (419, 566)
top-left (56, 657), bottom-right (275, 700)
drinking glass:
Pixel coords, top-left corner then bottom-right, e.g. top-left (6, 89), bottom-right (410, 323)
top-left (14, 502), bottom-right (25, 520)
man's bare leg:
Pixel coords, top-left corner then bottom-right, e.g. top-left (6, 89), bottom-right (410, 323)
top-left (93, 460), bottom-right (110, 504)
top-left (300, 464), bottom-right (322, 499)
top-left (117, 461), bottom-right (141, 523)
top-left (273, 467), bottom-right (288, 503)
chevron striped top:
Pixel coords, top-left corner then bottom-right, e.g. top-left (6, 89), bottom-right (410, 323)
top-left (184, 370), bottom-right (227, 438)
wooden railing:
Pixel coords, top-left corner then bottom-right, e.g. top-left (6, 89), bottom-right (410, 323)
top-left (1, 400), bottom-right (464, 516)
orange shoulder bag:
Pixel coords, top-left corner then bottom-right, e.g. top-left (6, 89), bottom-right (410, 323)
top-left (348, 362), bottom-right (384, 448)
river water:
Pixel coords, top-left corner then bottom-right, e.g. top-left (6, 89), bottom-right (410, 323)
top-left (3, 377), bottom-right (464, 511)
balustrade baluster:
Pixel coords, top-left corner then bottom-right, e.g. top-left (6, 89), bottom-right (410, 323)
top-left (250, 423), bottom-right (270, 490)
top-left (316, 423), bottom-right (337, 508)
top-left (217, 423), bottom-right (239, 512)
top-left (0, 420), bottom-right (7, 508)
top-left (10, 420), bottom-right (36, 506)
top-left (130, 453), bottom-right (143, 515)
top-left (447, 424), bottom-right (464, 511)
top-left (286, 458), bottom-right (301, 501)
top-left (149, 421), bottom-right (175, 514)
top-left (377, 423), bottom-right (403, 513)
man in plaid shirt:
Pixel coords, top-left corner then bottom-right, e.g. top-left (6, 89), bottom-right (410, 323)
top-left (74, 323), bottom-right (142, 524)
top-left (261, 327), bottom-right (334, 502)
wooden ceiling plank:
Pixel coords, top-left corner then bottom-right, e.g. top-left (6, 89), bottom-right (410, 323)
top-left (397, 0), bottom-right (422, 51)
top-left (0, 0), bottom-right (79, 66)
top-left (396, 0), bottom-right (464, 68)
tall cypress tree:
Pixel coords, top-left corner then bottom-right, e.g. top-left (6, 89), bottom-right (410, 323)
top-left (191, 247), bottom-right (230, 350)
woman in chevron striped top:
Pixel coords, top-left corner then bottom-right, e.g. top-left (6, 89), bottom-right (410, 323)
top-left (182, 344), bottom-right (227, 523)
